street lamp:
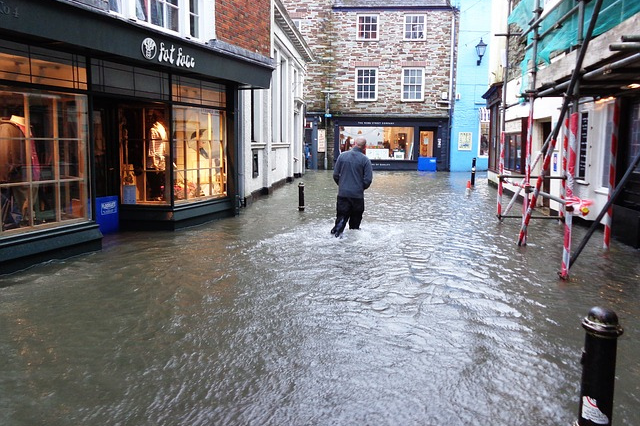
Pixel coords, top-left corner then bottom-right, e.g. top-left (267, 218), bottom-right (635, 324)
top-left (475, 38), bottom-right (487, 66)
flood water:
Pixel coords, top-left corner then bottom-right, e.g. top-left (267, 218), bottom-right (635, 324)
top-left (1, 170), bottom-right (639, 426)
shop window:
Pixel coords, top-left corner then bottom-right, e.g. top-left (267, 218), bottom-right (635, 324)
top-left (357, 15), bottom-right (379, 41)
top-left (0, 41), bottom-right (87, 90)
top-left (504, 133), bottom-right (522, 172)
top-left (404, 15), bottom-right (426, 40)
top-left (355, 68), bottom-right (377, 101)
top-left (402, 68), bottom-right (424, 101)
top-left (1, 89), bottom-right (89, 234)
top-left (172, 107), bottom-right (227, 202)
top-left (600, 104), bottom-right (615, 188)
top-left (119, 107), bottom-right (170, 204)
top-left (339, 126), bottom-right (415, 160)
top-left (479, 120), bottom-right (489, 157)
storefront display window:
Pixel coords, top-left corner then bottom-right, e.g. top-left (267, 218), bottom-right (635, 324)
top-left (1, 88), bottom-right (89, 233)
top-left (479, 121), bottom-right (489, 157)
top-left (119, 107), bottom-right (171, 204)
top-left (505, 133), bottom-right (522, 172)
top-left (173, 107), bottom-right (227, 202)
top-left (339, 126), bottom-right (415, 160)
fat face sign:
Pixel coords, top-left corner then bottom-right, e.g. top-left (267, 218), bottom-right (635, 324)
top-left (141, 37), bottom-right (196, 69)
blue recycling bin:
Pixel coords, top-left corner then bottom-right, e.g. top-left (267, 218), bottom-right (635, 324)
top-left (418, 157), bottom-right (436, 171)
top-left (95, 196), bottom-right (119, 234)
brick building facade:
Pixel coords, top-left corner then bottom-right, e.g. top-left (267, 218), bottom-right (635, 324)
top-left (283, 0), bottom-right (458, 170)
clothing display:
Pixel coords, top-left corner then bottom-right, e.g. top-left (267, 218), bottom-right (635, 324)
top-left (0, 115), bottom-right (40, 229)
top-left (148, 121), bottom-right (167, 171)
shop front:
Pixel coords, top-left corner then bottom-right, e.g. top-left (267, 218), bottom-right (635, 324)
top-left (0, 0), bottom-right (272, 274)
top-left (333, 117), bottom-right (449, 171)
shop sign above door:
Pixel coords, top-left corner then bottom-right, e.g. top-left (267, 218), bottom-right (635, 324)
top-left (141, 37), bottom-right (196, 69)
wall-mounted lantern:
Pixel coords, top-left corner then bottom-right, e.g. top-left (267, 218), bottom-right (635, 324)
top-left (475, 38), bottom-right (487, 66)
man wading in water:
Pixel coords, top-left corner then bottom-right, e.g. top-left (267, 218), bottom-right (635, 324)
top-left (331, 136), bottom-right (373, 238)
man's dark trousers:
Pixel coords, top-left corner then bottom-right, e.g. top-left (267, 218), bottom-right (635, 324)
top-left (333, 196), bottom-right (365, 234)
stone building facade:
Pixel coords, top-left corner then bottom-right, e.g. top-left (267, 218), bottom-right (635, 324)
top-left (283, 0), bottom-right (458, 170)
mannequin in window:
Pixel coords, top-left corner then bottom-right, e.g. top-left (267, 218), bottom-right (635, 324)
top-left (0, 115), bottom-right (39, 227)
top-left (146, 114), bottom-right (168, 201)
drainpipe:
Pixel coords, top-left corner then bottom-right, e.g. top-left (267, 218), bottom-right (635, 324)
top-left (447, 9), bottom-right (456, 170)
top-left (237, 90), bottom-right (245, 210)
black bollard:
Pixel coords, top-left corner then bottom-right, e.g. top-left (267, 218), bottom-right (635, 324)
top-left (576, 307), bottom-right (624, 426)
top-left (298, 182), bottom-right (305, 211)
top-left (470, 157), bottom-right (476, 187)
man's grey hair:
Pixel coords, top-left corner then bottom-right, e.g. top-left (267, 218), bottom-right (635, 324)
top-left (354, 136), bottom-right (367, 148)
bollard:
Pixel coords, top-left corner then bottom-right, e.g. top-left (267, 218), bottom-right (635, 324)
top-left (298, 182), bottom-right (305, 211)
top-left (575, 307), bottom-right (624, 426)
top-left (470, 157), bottom-right (477, 187)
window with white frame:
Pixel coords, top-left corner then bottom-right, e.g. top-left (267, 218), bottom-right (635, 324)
top-left (187, 0), bottom-right (200, 37)
top-left (357, 15), bottom-right (379, 40)
top-left (356, 68), bottom-right (377, 101)
top-left (601, 103), bottom-right (614, 188)
top-left (404, 15), bottom-right (426, 40)
top-left (105, 0), bottom-right (206, 39)
top-left (135, 0), bottom-right (179, 31)
top-left (478, 107), bottom-right (490, 157)
top-left (402, 68), bottom-right (424, 101)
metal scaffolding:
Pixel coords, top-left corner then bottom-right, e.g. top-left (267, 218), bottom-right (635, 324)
top-left (496, 0), bottom-right (640, 279)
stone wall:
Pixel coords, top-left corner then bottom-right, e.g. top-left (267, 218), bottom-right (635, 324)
top-left (283, 1), bottom-right (456, 118)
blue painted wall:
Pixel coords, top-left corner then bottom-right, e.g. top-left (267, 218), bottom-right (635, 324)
top-left (450, 0), bottom-right (492, 172)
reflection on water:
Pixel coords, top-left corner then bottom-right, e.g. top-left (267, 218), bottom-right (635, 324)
top-left (1, 171), bottom-right (639, 425)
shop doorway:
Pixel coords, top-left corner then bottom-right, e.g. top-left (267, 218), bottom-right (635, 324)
top-left (93, 101), bottom-right (170, 204)
top-left (93, 102), bottom-right (120, 199)
top-left (419, 129), bottom-right (435, 158)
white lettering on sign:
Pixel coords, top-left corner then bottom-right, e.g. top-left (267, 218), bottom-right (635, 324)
top-left (141, 38), bottom-right (196, 69)
top-left (100, 200), bottom-right (117, 215)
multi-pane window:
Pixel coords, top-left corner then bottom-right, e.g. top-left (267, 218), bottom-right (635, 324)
top-left (1, 89), bottom-right (89, 233)
top-left (356, 68), bottom-right (377, 101)
top-left (136, 0), bottom-right (179, 32)
top-left (505, 134), bottom-right (522, 172)
top-left (173, 107), bottom-right (227, 203)
top-left (103, 0), bottom-right (203, 38)
top-left (188, 0), bottom-right (199, 38)
top-left (404, 15), bottom-right (426, 40)
top-left (357, 15), bottom-right (379, 40)
top-left (402, 68), bottom-right (424, 101)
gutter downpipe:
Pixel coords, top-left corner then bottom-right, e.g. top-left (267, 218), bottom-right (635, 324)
top-left (447, 9), bottom-right (456, 171)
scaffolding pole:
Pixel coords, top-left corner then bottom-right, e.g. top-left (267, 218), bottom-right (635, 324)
top-left (500, 0), bottom-right (606, 278)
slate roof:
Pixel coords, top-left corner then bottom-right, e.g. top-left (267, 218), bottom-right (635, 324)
top-left (333, 0), bottom-right (452, 8)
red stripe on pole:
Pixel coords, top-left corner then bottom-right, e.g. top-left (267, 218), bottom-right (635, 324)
top-left (559, 112), bottom-right (579, 280)
top-left (560, 118), bottom-right (569, 219)
top-left (497, 131), bottom-right (506, 218)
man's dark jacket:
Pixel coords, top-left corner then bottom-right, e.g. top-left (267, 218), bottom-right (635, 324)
top-left (333, 147), bottom-right (373, 198)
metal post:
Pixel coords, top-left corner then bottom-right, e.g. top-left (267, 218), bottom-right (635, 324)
top-left (576, 307), bottom-right (624, 426)
top-left (470, 157), bottom-right (476, 187)
top-left (298, 182), bottom-right (305, 211)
